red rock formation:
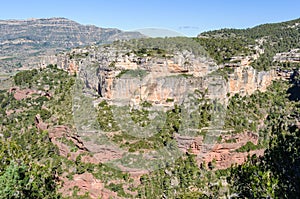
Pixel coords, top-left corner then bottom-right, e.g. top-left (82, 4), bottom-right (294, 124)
top-left (34, 114), bottom-right (49, 131)
top-left (202, 149), bottom-right (264, 169)
top-left (5, 109), bottom-right (14, 116)
top-left (47, 125), bottom-right (88, 160)
top-left (69, 61), bottom-right (79, 74)
top-left (176, 131), bottom-right (263, 170)
top-left (9, 87), bottom-right (37, 100)
top-left (80, 147), bottom-right (123, 164)
top-left (59, 172), bottom-right (120, 199)
top-left (167, 62), bottom-right (189, 73)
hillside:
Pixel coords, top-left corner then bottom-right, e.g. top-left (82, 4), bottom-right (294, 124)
top-left (197, 18), bottom-right (300, 71)
top-left (0, 64), bottom-right (298, 198)
top-left (0, 18), bottom-right (300, 198)
top-left (0, 17), bottom-right (144, 73)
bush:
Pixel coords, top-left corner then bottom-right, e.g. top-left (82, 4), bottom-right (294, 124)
top-left (235, 141), bottom-right (260, 152)
top-left (0, 161), bottom-right (61, 199)
top-left (40, 109), bottom-right (51, 121)
top-left (14, 69), bottom-right (38, 85)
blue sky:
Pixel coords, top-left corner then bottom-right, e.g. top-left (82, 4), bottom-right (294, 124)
top-left (1, 0), bottom-right (299, 36)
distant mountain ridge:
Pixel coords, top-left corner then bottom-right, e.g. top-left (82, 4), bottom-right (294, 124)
top-left (198, 18), bottom-right (300, 36)
top-left (0, 17), bottom-right (145, 72)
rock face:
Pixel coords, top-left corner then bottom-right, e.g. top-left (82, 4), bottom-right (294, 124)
top-left (228, 66), bottom-right (276, 96)
top-left (176, 131), bottom-right (263, 169)
top-left (95, 64), bottom-right (275, 106)
top-left (48, 125), bottom-right (88, 159)
top-left (60, 173), bottom-right (120, 199)
top-left (42, 44), bottom-right (220, 105)
top-left (34, 114), bottom-right (49, 131)
top-left (45, 123), bottom-right (124, 164)
top-left (273, 49), bottom-right (300, 63)
top-left (38, 39), bottom-right (278, 106)
top-left (49, 45), bottom-right (277, 106)
top-left (0, 18), bottom-right (144, 72)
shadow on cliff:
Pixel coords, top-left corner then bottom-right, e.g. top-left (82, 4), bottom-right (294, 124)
top-left (287, 70), bottom-right (300, 102)
top-left (288, 85), bottom-right (300, 101)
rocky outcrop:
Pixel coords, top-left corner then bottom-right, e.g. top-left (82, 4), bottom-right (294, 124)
top-left (59, 172), bottom-right (120, 199)
top-left (98, 65), bottom-right (276, 106)
top-left (42, 44), bottom-right (221, 106)
top-left (175, 131), bottom-right (262, 169)
top-left (38, 38), bottom-right (278, 107)
top-left (81, 144), bottom-right (124, 164)
top-left (48, 126), bottom-right (88, 153)
top-left (34, 114), bottom-right (49, 131)
top-left (273, 49), bottom-right (300, 63)
top-left (106, 74), bottom-right (204, 106)
top-left (203, 149), bottom-right (264, 169)
top-left (9, 86), bottom-right (52, 101)
top-left (32, 118), bottom-right (124, 198)
top-left (228, 66), bottom-right (276, 96)
top-left (46, 124), bottom-right (124, 165)
top-left (9, 87), bottom-right (37, 100)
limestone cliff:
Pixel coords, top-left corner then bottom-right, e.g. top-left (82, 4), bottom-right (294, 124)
top-left (228, 66), bottom-right (276, 96)
top-left (40, 43), bottom-right (277, 106)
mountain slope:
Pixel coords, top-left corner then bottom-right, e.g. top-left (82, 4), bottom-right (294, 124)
top-left (0, 17), bottom-right (144, 72)
top-left (197, 18), bottom-right (300, 70)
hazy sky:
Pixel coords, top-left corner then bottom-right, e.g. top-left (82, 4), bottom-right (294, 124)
top-left (1, 0), bottom-right (299, 36)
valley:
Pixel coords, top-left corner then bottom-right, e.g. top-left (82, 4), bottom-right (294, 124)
top-left (0, 17), bottom-right (299, 198)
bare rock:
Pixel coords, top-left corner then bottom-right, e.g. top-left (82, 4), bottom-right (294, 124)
top-left (175, 131), bottom-right (263, 170)
top-left (10, 87), bottom-right (37, 100)
top-left (59, 172), bottom-right (120, 199)
top-left (34, 114), bottom-right (49, 131)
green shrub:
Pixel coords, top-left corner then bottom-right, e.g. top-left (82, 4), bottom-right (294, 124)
top-left (14, 69), bottom-right (38, 85)
top-left (235, 141), bottom-right (260, 152)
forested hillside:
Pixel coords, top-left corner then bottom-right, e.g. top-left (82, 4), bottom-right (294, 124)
top-left (197, 18), bottom-right (300, 70)
top-left (0, 64), bottom-right (299, 198)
